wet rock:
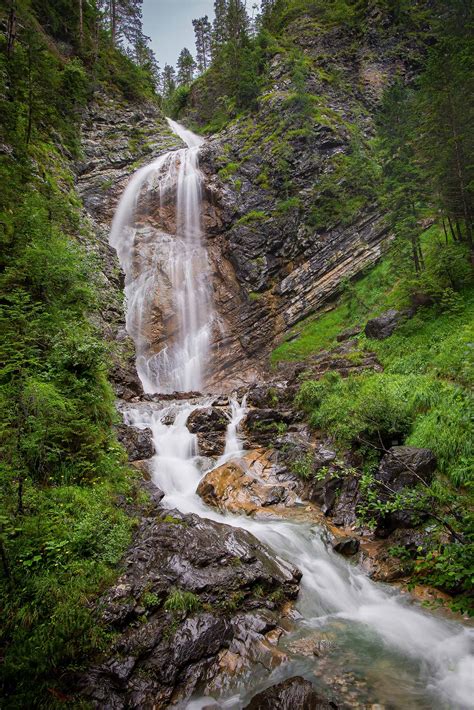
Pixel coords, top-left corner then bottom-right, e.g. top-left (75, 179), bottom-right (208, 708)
top-left (332, 537), bottom-right (360, 556)
top-left (116, 424), bottom-right (154, 461)
top-left (187, 406), bottom-right (228, 457)
top-left (197, 459), bottom-right (292, 515)
top-left (374, 446), bottom-right (436, 536)
top-left (76, 508), bottom-right (301, 707)
top-left (364, 309), bottom-right (401, 340)
top-left (243, 408), bottom-right (296, 447)
top-left (245, 676), bottom-right (338, 709)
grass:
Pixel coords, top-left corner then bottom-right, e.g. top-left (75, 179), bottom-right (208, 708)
top-left (164, 588), bottom-right (202, 614)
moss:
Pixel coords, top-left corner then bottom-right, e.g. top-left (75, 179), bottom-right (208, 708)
top-left (236, 210), bottom-right (267, 225)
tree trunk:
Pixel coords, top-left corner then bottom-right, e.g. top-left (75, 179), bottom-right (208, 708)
top-left (7, 2), bottom-right (17, 59)
top-left (25, 43), bottom-right (33, 146)
top-left (78, 0), bottom-right (83, 46)
top-left (0, 539), bottom-right (10, 579)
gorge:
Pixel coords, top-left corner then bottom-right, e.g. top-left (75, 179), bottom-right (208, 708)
top-left (87, 119), bottom-right (473, 708)
top-left (1, 1), bottom-right (472, 708)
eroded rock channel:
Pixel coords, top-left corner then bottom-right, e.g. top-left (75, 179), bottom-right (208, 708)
top-left (77, 120), bottom-right (473, 709)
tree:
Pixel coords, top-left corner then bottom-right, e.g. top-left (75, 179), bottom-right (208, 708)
top-left (415, 0), bottom-right (473, 245)
top-left (212, 0), bottom-right (228, 56)
top-left (134, 37), bottom-right (160, 90)
top-left (162, 63), bottom-right (176, 97)
top-left (192, 15), bottom-right (212, 74)
top-left (176, 47), bottom-right (196, 86)
top-left (226, 0), bottom-right (249, 46)
top-left (377, 81), bottom-right (426, 274)
top-left (101, 0), bottom-right (145, 51)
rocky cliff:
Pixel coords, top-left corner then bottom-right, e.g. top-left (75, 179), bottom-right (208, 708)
top-left (185, 6), bottom-right (423, 385)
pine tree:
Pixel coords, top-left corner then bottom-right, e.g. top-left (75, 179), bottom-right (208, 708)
top-left (162, 63), bottom-right (176, 97)
top-left (226, 0), bottom-right (249, 46)
top-left (192, 16), bottom-right (212, 73)
top-left (212, 0), bottom-right (228, 56)
top-left (134, 37), bottom-right (160, 90)
top-left (176, 47), bottom-right (196, 86)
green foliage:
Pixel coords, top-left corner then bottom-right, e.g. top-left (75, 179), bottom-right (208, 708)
top-left (236, 210), bottom-right (267, 225)
top-left (0, 477), bottom-right (134, 704)
top-left (290, 453), bottom-right (314, 479)
top-left (164, 588), bottom-right (202, 614)
top-left (310, 135), bottom-right (381, 229)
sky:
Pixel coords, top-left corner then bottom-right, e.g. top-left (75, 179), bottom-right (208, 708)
top-left (142, 0), bottom-right (260, 69)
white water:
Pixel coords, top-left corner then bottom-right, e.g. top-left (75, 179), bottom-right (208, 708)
top-left (110, 119), bottom-right (213, 393)
top-left (123, 400), bottom-right (474, 709)
top-left (113, 122), bottom-right (474, 708)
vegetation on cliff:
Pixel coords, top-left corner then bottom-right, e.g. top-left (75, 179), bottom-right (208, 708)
top-left (171, 0), bottom-right (472, 612)
top-left (0, 1), bottom-right (159, 704)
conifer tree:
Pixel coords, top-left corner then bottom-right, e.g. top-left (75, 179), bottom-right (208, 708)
top-left (162, 63), bottom-right (176, 97)
top-left (226, 0), bottom-right (249, 46)
top-left (212, 0), bottom-right (228, 56)
top-left (192, 15), bottom-right (212, 73)
top-left (176, 47), bottom-right (196, 86)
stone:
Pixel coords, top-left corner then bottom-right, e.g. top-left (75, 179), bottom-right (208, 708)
top-left (187, 406), bottom-right (228, 457)
top-left (197, 459), bottom-right (292, 515)
top-left (364, 309), bottom-right (401, 340)
top-left (374, 446), bottom-right (436, 536)
top-left (244, 676), bottom-right (338, 709)
top-left (243, 408), bottom-right (295, 447)
top-left (76, 508), bottom-right (300, 707)
top-left (332, 537), bottom-right (360, 556)
top-left (116, 424), bottom-right (154, 461)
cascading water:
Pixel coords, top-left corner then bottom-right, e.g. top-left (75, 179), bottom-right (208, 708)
top-left (113, 122), bottom-right (473, 708)
top-left (110, 119), bottom-right (213, 393)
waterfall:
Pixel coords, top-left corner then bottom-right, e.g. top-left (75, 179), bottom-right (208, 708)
top-left (110, 119), bottom-right (213, 393)
top-left (112, 123), bottom-right (473, 709)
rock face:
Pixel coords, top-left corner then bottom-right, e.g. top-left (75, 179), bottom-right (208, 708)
top-left (186, 406), bottom-right (228, 456)
top-left (76, 93), bottom-right (183, 398)
top-left (188, 6), bottom-right (424, 384)
top-left (116, 424), bottom-right (154, 461)
top-left (77, 503), bottom-right (301, 708)
top-left (365, 309), bottom-right (402, 340)
top-left (245, 676), bottom-right (338, 710)
top-left (374, 446), bottom-right (436, 536)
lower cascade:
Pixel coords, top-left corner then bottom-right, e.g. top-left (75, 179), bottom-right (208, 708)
top-left (111, 122), bottom-right (474, 708)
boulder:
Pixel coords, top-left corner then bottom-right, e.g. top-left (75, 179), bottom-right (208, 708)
top-left (374, 446), bottom-right (436, 536)
top-left (364, 309), bottom-right (401, 340)
top-left (245, 676), bottom-right (338, 709)
top-left (77, 510), bottom-right (301, 707)
top-left (197, 459), bottom-right (291, 515)
top-left (116, 424), bottom-right (154, 461)
top-left (243, 408), bottom-right (295, 447)
top-left (332, 537), bottom-right (360, 556)
top-left (187, 406), bottom-right (228, 457)
top-left (376, 446), bottom-right (436, 489)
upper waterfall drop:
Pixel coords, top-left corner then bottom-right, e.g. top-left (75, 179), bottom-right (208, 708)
top-left (109, 119), bottom-right (213, 394)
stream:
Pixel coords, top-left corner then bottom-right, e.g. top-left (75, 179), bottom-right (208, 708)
top-left (110, 121), bottom-right (474, 709)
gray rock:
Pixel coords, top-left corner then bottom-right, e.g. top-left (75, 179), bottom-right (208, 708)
top-left (76, 509), bottom-right (301, 707)
top-left (245, 676), bottom-right (338, 709)
top-left (364, 309), bottom-right (401, 340)
top-left (374, 446), bottom-right (436, 536)
top-left (116, 424), bottom-right (154, 461)
top-left (186, 406), bottom-right (229, 456)
top-left (332, 537), bottom-right (360, 556)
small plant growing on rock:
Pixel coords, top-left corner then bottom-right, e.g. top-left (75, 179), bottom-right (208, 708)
top-left (142, 592), bottom-right (161, 610)
top-left (164, 588), bottom-right (202, 614)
